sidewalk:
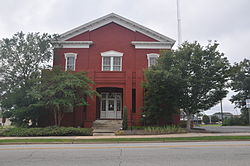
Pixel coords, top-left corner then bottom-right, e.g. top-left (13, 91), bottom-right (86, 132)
top-left (1, 132), bottom-right (250, 140)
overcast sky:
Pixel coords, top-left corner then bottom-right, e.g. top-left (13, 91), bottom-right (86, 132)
top-left (0, 0), bottom-right (249, 115)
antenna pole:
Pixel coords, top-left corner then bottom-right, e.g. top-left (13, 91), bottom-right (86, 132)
top-left (177, 0), bottom-right (182, 45)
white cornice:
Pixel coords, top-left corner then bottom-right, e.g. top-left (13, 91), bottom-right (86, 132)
top-left (131, 41), bottom-right (172, 49)
top-left (54, 41), bottom-right (93, 48)
top-left (58, 13), bottom-right (175, 46)
top-left (101, 50), bottom-right (124, 57)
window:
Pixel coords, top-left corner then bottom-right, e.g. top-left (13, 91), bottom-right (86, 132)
top-left (64, 53), bottom-right (77, 71)
top-left (147, 53), bottom-right (160, 67)
top-left (101, 50), bottom-right (123, 71)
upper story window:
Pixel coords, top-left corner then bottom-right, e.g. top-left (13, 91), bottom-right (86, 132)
top-left (101, 50), bottom-right (123, 71)
top-left (64, 53), bottom-right (77, 71)
top-left (147, 53), bottom-right (160, 67)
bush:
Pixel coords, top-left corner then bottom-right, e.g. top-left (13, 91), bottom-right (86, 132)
top-left (0, 126), bottom-right (93, 137)
top-left (178, 121), bottom-right (194, 128)
top-left (144, 125), bottom-right (186, 134)
top-left (223, 117), bottom-right (245, 126)
top-left (211, 116), bottom-right (219, 123)
top-left (203, 115), bottom-right (210, 124)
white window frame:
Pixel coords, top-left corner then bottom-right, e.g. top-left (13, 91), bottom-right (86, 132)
top-left (147, 53), bottom-right (160, 67)
top-left (64, 53), bottom-right (77, 71)
top-left (101, 50), bottom-right (123, 71)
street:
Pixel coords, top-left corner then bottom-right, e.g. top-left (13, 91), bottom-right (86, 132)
top-left (195, 126), bottom-right (250, 133)
top-left (0, 141), bottom-right (250, 166)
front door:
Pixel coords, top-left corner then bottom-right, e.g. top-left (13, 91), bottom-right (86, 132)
top-left (100, 92), bottom-right (122, 119)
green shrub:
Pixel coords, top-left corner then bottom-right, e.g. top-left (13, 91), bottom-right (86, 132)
top-left (178, 121), bottom-right (194, 128)
top-left (0, 126), bottom-right (93, 137)
top-left (144, 125), bottom-right (186, 134)
top-left (131, 126), bottom-right (145, 130)
top-left (203, 115), bottom-right (210, 124)
top-left (211, 115), bottom-right (219, 123)
top-left (223, 117), bottom-right (245, 126)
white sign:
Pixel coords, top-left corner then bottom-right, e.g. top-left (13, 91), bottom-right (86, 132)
top-left (246, 99), bottom-right (250, 108)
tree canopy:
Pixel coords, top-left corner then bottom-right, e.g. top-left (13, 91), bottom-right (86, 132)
top-left (0, 32), bottom-right (57, 96)
top-left (30, 67), bottom-right (98, 126)
top-left (143, 41), bottom-right (230, 129)
top-left (0, 32), bottom-right (57, 126)
top-left (230, 59), bottom-right (250, 107)
top-left (230, 59), bottom-right (250, 124)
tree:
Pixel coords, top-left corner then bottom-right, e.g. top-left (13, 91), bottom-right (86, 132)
top-left (0, 32), bottom-right (57, 126)
top-left (31, 67), bottom-right (98, 126)
top-left (143, 69), bottom-right (181, 125)
top-left (1, 73), bottom-right (41, 126)
top-left (202, 115), bottom-right (210, 124)
top-left (144, 41), bottom-right (230, 130)
top-left (211, 115), bottom-right (219, 123)
top-left (230, 59), bottom-right (250, 124)
top-left (0, 32), bottom-right (57, 96)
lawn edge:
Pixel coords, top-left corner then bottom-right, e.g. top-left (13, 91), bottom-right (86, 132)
top-left (1, 135), bottom-right (250, 145)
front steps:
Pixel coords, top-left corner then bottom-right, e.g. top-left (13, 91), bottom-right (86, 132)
top-left (92, 120), bottom-right (122, 136)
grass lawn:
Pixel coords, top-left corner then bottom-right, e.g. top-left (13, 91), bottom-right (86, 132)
top-left (1, 135), bottom-right (250, 144)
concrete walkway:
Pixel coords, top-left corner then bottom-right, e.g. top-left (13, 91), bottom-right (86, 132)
top-left (1, 132), bottom-right (250, 140)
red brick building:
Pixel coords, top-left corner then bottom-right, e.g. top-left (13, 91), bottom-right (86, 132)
top-left (52, 13), bottom-right (175, 127)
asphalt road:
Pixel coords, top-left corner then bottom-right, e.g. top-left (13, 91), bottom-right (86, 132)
top-left (195, 126), bottom-right (250, 133)
top-left (1, 141), bottom-right (250, 166)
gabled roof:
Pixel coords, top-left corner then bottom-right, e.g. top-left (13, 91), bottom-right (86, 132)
top-left (58, 13), bottom-right (175, 45)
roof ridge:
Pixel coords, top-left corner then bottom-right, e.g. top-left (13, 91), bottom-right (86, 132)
top-left (58, 13), bottom-right (175, 44)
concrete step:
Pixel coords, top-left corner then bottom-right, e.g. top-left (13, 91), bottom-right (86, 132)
top-left (92, 120), bottom-right (122, 136)
top-left (93, 129), bottom-right (115, 133)
top-left (93, 132), bottom-right (115, 136)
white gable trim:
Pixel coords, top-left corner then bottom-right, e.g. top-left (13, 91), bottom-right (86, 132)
top-left (132, 41), bottom-right (172, 49)
top-left (58, 13), bottom-right (175, 45)
top-left (101, 50), bottom-right (124, 57)
top-left (54, 41), bottom-right (93, 48)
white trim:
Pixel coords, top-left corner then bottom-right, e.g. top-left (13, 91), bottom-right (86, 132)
top-left (147, 53), bottom-right (160, 67)
top-left (101, 50), bottom-right (124, 57)
top-left (64, 53), bottom-right (77, 71)
top-left (132, 41), bottom-right (172, 49)
top-left (58, 13), bottom-right (175, 45)
top-left (101, 50), bottom-right (123, 71)
top-left (54, 41), bottom-right (93, 48)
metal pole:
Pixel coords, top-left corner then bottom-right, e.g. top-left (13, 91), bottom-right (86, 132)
top-left (248, 108), bottom-right (250, 126)
top-left (246, 99), bottom-right (250, 125)
top-left (220, 100), bottom-right (224, 123)
top-left (177, 0), bottom-right (182, 45)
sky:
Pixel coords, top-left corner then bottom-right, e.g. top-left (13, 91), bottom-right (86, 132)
top-left (0, 0), bottom-right (249, 115)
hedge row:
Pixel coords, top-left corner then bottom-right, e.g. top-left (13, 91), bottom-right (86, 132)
top-left (0, 126), bottom-right (93, 137)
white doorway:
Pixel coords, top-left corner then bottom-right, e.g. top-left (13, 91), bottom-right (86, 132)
top-left (100, 92), bottom-right (122, 119)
